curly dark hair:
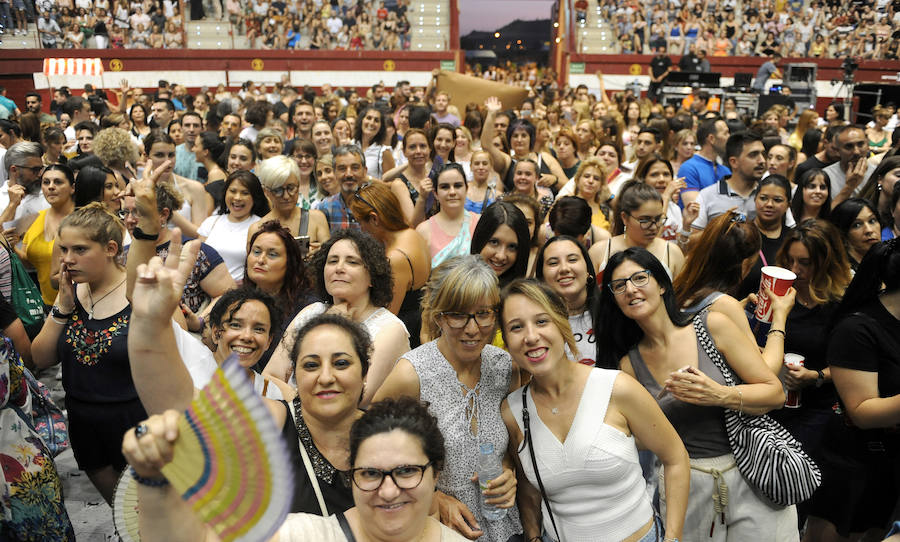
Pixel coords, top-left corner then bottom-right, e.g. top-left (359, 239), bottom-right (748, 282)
top-left (309, 229), bottom-right (394, 308)
top-left (244, 220), bottom-right (310, 316)
top-left (349, 396), bottom-right (445, 472)
top-left (290, 313), bottom-right (372, 378)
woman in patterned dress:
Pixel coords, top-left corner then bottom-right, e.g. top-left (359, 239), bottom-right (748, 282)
top-left (374, 255), bottom-right (523, 542)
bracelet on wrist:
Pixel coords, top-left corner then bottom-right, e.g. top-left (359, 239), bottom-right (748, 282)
top-left (130, 466), bottom-right (170, 487)
top-left (767, 329), bottom-right (785, 339)
top-left (51, 305), bottom-right (73, 319)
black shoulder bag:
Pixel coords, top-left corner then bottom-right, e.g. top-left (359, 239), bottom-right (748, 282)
top-left (520, 384), bottom-right (562, 542)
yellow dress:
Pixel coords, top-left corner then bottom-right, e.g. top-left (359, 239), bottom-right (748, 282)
top-left (22, 210), bottom-right (58, 306)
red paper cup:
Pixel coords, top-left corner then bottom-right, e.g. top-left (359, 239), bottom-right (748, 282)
top-left (783, 353), bottom-right (805, 408)
top-left (754, 266), bottom-right (796, 323)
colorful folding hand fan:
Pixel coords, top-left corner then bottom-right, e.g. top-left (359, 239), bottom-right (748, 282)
top-left (160, 354), bottom-right (295, 542)
top-left (113, 468), bottom-right (141, 542)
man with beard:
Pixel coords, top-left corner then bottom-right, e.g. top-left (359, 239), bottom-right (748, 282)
top-left (0, 142), bottom-right (49, 236)
top-left (24, 92), bottom-right (57, 124)
top-left (315, 145), bottom-right (365, 232)
top-left (691, 132), bottom-right (767, 231)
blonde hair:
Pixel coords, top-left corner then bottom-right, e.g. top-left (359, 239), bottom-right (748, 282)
top-left (420, 255), bottom-right (499, 342)
top-left (573, 156), bottom-right (611, 203)
top-left (93, 127), bottom-right (140, 168)
top-left (499, 279), bottom-right (578, 359)
top-left (58, 202), bottom-right (125, 258)
top-left (256, 154), bottom-right (300, 190)
top-left (156, 180), bottom-right (186, 222)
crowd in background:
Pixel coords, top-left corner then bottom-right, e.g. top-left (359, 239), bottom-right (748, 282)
top-left (582, 0), bottom-right (900, 59)
top-left (0, 64), bottom-right (898, 542)
top-left (26, 0), bottom-right (413, 49)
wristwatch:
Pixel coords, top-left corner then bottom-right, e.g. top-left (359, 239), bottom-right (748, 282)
top-left (815, 370), bottom-right (825, 388)
top-left (132, 226), bottom-right (159, 241)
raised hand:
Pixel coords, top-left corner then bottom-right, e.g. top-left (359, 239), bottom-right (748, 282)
top-left (484, 96), bottom-right (502, 114)
top-left (132, 228), bottom-right (200, 328)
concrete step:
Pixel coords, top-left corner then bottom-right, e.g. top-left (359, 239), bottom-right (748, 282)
top-left (0, 27), bottom-right (38, 48)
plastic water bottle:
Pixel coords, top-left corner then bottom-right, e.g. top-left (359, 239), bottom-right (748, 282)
top-left (477, 442), bottom-right (508, 521)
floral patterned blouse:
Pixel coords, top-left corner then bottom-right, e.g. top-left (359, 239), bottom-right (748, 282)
top-left (0, 336), bottom-right (75, 540)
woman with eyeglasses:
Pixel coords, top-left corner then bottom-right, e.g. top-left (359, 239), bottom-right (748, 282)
top-left (263, 230), bottom-right (410, 409)
top-left (594, 247), bottom-right (794, 541)
top-left (19, 164), bottom-right (76, 305)
top-left (123, 391), bottom-right (469, 541)
top-left (196, 171), bottom-right (269, 283)
top-left (499, 279), bottom-right (689, 542)
top-left (588, 180), bottom-right (685, 284)
top-left (248, 155), bottom-right (330, 257)
top-left (374, 256), bottom-right (523, 542)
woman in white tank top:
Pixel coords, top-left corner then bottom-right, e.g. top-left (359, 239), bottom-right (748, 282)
top-left (499, 280), bottom-right (690, 542)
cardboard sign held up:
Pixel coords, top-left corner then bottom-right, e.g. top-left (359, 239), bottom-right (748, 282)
top-left (436, 71), bottom-right (529, 115)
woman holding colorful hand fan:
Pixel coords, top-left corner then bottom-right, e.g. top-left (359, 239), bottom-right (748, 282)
top-left (122, 390), bottom-right (468, 542)
top-left (129, 237), bottom-right (374, 518)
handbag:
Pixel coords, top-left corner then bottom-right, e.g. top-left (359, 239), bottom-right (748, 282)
top-left (0, 235), bottom-right (45, 329)
top-left (520, 384), bottom-right (563, 542)
top-left (23, 367), bottom-right (70, 457)
top-left (692, 311), bottom-right (821, 506)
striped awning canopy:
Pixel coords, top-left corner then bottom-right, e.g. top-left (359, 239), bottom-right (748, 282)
top-left (43, 58), bottom-right (104, 76)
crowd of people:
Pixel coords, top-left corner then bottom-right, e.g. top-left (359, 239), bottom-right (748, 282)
top-left (584, 0), bottom-right (900, 60)
top-left (0, 67), bottom-right (899, 542)
top-left (29, 0), bottom-right (414, 49)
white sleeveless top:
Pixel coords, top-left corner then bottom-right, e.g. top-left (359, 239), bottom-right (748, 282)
top-left (508, 368), bottom-right (654, 542)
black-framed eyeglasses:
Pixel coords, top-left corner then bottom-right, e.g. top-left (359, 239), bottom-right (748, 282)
top-left (350, 462), bottom-right (434, 492)
top-left (626, 213), bottom-right (664, 230)
top-left (267, 184), bottom-right (299, 198)
top-left (19, 165), bottom-right (43, 175)
top-left (440, 309), bottom-right (496, 329)
top-left (608, 269), bottom-right (652, 295)
top-left (354, 182), bottom-right (376, 212)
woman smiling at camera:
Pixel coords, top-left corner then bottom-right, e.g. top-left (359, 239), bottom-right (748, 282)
top-left (263, 230), bottom-right (410, 408)
top-left (130, 249), bottom-right (376, 519)
top-left (374, 256), bottom-right (523, 542)
top-left (499, 279), bottom-right (689, 542)
top-left (594, 247), bottom-right (794, 541)
top-left (122, 393), bottom-right (469, 542)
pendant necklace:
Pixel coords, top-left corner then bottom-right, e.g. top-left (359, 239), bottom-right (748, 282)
top-left (87, 278), bottom-right (126, 319)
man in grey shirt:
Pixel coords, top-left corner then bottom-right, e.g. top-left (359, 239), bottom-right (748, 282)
top-left (692, 132), bottom-right (767, 231)
top-left (753, 53), bottom-right (782, 93)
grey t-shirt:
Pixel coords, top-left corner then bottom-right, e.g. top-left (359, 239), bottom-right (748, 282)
top-left (627, 311), bottom-right (732, 458)
top-left (753, 61), bottom-right (777, 91)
